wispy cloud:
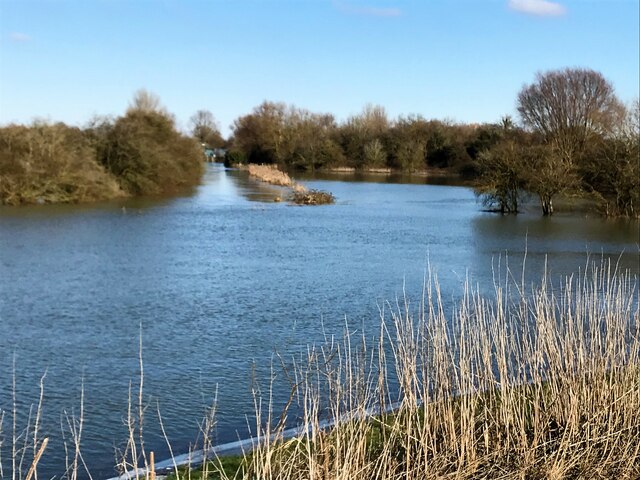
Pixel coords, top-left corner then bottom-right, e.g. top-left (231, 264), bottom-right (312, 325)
top-left (8, 32), bottom-right (32, 42)
top-left (334, 1), bottom-right (402, 18)
top-left (508, 0), bottom-right (567, 17)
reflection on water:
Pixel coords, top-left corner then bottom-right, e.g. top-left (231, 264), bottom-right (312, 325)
top-left (470, 212), bottom-right (640, 282)
top-left (0, 164), bottom-right (638, 477)
top-left (293, 168), bottom-right (467, 186)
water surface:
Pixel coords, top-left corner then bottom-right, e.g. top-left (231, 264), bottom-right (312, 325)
top-left (0, 164), bottom-right (637, 477)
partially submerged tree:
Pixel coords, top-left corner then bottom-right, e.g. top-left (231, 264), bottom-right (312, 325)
top-left (475, 140), bottom-right (525, 214)
top-left (523, 144), bottom-right (579, 215)
top-left (582, 100), bottom-right (640, 217)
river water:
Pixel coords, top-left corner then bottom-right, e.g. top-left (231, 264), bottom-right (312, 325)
top-left (0, 164), bottom-right (638, 477)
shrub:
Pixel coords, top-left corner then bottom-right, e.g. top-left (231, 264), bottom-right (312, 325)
top-left (99, 110), bottom-right (204, 195)
top-left (289, 189), bottom-right (335, 205)
top-left (0, 122), bottom-right (123, 205)
top-left (224, 149), bottom-right (246, 167)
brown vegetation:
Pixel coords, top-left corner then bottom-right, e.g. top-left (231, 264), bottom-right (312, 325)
top-left (228, 69), bottom-right (638, 217)
top-left (227, 264), bottom-right (639, 480)
top-left (246, 163), bottom-right (296, 187)
top-left (2, 263), bottom-right (638, 479)
top-left (0, 90), bottom-right (204, 205)
top-left (244, 163), bottom-right (335, 205)
top-left (289, 189), bottom-right (335, 205)
top-left (0, 122), bottom-right (124, 205)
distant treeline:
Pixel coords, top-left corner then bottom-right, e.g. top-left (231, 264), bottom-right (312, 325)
top-left (227, 68), bottom-right (638, 217)
top-left (0, 90), bottom-right (204, 205)
top-left (2, 69), bottom-right (638, 216)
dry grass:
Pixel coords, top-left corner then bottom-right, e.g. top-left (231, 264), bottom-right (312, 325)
top-left (245, 164), bottom-right (297, 188)
top-left (211, 261), bottom-right (639, 480)
top-left (1, 262), bottom-right (638, 480)
top-left (244, 164), bottom-right (335, 206)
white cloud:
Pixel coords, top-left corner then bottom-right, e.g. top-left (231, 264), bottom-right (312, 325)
top-left (508, 0), bottom-right (567, 17)
top-left (334, 1), bottom-right (402, 17)
top-left (9, 32), bottom-right (32, 42)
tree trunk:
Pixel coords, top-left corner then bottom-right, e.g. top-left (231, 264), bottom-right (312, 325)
top-left (541, 196), bottom-right (554, 216)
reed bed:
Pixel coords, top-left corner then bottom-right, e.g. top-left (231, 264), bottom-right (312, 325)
top-left (214, 262), bottom-right (640, 480)
top-left (243, 164), bottom-right (334, 205)
top-left (245, 164), bottom-right (298, 189)
top-left (1, 262), bottom-right (638, 480)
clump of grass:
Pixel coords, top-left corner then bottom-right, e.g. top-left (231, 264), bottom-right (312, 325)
top-left (288, 189), bottom-right (335, 205)
top-left (245, 164), bottom-right (295, 187)
top-left (244, 163), bottom-right (335, 205)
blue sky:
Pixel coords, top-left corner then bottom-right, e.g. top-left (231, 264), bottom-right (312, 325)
top-left (1, 0), bottom-right (638, 136)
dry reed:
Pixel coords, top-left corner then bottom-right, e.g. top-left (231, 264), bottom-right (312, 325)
top-left (245, 164), bottom-right (299, 189)
top-left (1, 261), bottom-right (638, 480)
top-left (217, 261), bottom-right (639, 479)
top-left (243, 164), bottom-right (336, 205)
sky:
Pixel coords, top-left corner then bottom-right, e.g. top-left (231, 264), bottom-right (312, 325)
top-left (1, 0), bottom-right (638, 136)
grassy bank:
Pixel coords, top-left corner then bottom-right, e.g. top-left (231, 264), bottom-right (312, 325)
top-left (164, 263), bottom-right (639, 480)
top-left (1, 262), bottom-right (638, 479)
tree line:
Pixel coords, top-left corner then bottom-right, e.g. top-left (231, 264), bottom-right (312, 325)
top-left (226, 68), bottom-right (638, 217)
top-left (1, 68), bottom-right (637, 216)
top-left (227, 102), bottom-right (481, 175)
top-left (0, 90), bottom-right (205, 205)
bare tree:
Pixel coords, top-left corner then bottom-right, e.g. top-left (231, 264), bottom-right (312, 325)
top-left (517, 68), bottom-right (623, 163)
top-left (127, 89), bottom-right (164, 115)
top-left (523, 144), bottom-right (579, 215)
top-left (189, 110), bottom-right (224, 148)
top-left (474, 140), bottom-right (525, 214)
top-left (363, 139), bottom-right (387, 168)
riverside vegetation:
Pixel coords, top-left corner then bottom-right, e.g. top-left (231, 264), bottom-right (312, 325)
top-left (226, 68), bottom-right (638, 217)
top-left (0, 90), bottom-right (204, 205)
top-left (2, 262), bottom-right (638, 479)
top-left (1, 68), bottom-right (638, 216)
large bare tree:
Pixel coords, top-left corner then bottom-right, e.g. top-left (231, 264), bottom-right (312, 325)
top-left (517, 68), bottom-right (623, 163)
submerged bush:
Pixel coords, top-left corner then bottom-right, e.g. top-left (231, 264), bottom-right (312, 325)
top-left (289, 188), bottom-right (335, 205)
top-left (224, 149), bottom-right (246, 167)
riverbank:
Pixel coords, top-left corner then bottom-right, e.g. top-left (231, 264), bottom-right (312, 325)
top-left (116, 263), bottom-right (639, 480)
top-left (322, 166), bottom-right (458, 177)
top-left (0, 95), bottom-right (204, 206)
top-left (4, 262), bottom-right (639, 479)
